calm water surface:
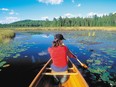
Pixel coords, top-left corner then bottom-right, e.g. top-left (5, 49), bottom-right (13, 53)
top-left (0, 30), bottom-right (116, 87)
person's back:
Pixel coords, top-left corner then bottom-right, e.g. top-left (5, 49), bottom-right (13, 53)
top-left (48, 34), bottom-right (77, 84)
top-left (48, 45), bottom-right (68, 68)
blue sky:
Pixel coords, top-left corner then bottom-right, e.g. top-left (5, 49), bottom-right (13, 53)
top-left (0, 0), bottom-right (116, 24)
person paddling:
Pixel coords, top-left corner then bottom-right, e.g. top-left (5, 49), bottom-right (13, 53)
top-left (48, 34), bottom-right (77, 84)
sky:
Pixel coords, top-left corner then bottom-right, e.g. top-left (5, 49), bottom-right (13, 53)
top-left (0, 0), bottom-right (116, 24)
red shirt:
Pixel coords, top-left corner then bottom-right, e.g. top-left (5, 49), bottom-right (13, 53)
top-left (48, 45), bottom-right (76, 67)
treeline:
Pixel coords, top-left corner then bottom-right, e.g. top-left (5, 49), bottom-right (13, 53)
top-left (0, 13), bottom-right (116, 28)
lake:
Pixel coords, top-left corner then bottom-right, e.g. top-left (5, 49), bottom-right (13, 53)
top-left (0, 30), bottom-right (116, 87)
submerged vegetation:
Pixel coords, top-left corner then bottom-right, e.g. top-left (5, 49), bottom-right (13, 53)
top-left (0, 34), bottom-right (37, 70)
top-left (0, 30), bottom-right (15, 42)
top-left (65, 31), bottom-right (116, 86)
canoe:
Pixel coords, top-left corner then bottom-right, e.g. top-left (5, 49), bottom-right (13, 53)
top-left (29, 58), bottom-right (89, 87)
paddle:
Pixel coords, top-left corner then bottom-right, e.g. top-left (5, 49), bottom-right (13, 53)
top-left (63, 43), bottom-right (88, 69)
top-left (76, 58), bottom-right (88, 69)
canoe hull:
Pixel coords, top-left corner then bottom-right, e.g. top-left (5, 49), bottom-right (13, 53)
top-left (29, 58), bottom-right (89, 87)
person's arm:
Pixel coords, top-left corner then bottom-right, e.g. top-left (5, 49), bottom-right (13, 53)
top-left (67, 48), bottom-right (77, 59)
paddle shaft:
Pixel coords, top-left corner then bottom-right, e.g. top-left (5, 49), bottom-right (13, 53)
top-left (76, 58), bottom-right (88, 69)
top-left (63, 43), bottom-right (88, 68)
top-left (76, 58), bottom-right (83, 66)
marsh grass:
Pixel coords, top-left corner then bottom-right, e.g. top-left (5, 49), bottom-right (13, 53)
top-left (0, 30), bottom-right (15, 42)
top-left (0, 27), bottom-right (116, 41)
top-left (14, 27), bottom-right (116, 31)
top-left (0, 26), bottom-right (116, 31)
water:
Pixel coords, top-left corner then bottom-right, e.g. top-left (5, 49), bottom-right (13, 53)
top-left (0, 30), bottom-right (116, 87)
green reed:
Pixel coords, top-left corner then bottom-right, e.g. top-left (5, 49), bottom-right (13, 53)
top-left (0, 30), bottom-right (15, 42)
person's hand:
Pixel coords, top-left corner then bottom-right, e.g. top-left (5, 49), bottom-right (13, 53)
top-left (62, 43), bottom-right (64, 45)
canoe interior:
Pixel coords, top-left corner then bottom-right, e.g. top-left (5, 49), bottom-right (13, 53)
top-left (29, 59), bottom-right (89, 87)
top-left (35, 60), bottom-right (74, 87)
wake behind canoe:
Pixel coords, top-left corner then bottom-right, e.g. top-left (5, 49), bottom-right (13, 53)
top-left (29, 58), bottom-right (89, 87)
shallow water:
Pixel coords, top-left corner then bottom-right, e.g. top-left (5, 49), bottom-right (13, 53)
top-left (0, 30), bottom-right (116, 87)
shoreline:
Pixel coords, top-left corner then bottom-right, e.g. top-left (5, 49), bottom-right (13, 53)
top-left (0, 30), bottom-right (15, 42)
top-left (0, 27), bottom-right (116, 31)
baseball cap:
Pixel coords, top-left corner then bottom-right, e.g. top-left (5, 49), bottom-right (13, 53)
top-left (54, 34), bottom-right (65, 40)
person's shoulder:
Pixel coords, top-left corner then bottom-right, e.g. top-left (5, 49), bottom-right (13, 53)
top-left (48, 47), bottom-right (52, 51)
top-left (62, 45), bottom-right (67, 47)
top-left (61, 45), bottom-right (68, 49)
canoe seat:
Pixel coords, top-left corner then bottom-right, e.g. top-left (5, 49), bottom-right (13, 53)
top-left (46, 68), bottom-right (52, 70)
top-left (42, 72), bottom-right (78, 75)
top-left (46, 67), bottom-right (74, 70)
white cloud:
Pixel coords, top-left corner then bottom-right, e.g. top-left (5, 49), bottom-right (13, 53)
top-left (72, 0), bottom-right (75, 3)
top-left (87, 12), bottom-right (107, 17)
top-left (9, 10), bottom-right (19, 15)
top-left (87, 12), bottom-right (96, 17)
top-left (64, 13), bottom-right (74, 18)
top-left (54, 16), bottom-right (59, 19)
top-left (38, 0), bottom-right (63, 5)
top-left (77, 3), bottom-right (81, 7)
top-left (0, 17), bottom-right (20, 24)
top-left (41, 16), bottom-right (49, 20)
top-left (9, 10), bottom-right (15, 15)
top-left (0, 8), bottom-right (9, 11)
top-left (113, 11), bottom-right (116, 14)
top-left (0, 8), bottom-right (18, 15)
top-left (60, 13), bottom-right (83, 18)
top-left (76, 14), bottom-right (82, 17)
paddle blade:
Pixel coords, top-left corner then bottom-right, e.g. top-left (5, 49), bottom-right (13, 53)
top-left (81, 63), bottom-right (88, 69)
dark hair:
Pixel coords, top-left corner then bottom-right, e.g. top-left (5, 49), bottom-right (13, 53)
top-left (52, 34), bottom-right (65, 47)
top-left (52, 39), bottom-right (62, 47)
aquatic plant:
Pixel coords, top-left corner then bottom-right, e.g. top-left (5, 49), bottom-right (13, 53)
top-left (94, 60), bottom-right (101, 65)
top-left (100, 48), bottom-right (116, 58)
top-left (100, 72), bottom-right (116, 86)
top-left (79, 40), bottom-right (102, 45)
top-left (3, 64), bottom-right (10, 67)
top-left (0, 33), bottom-right (37, 70)
top-left (87, 51), bottom-right (115, 86)
top-left (0, 61), bottom-right (6, 67)
top-left (87, 59), bottom-right (93, 63)
top-left (13, 54), bottom-right (20, 58)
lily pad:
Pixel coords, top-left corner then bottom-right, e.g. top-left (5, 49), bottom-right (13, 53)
top-left (0, 61), bottom-right (6, 67)
top-left (3, 64), bottom-right (10, 67)
top-left (0, 58), bottom-right (3, 61)
top-left (100, 72), bottom-right (116, 86)
top-left (87, 59), bottom-right (93, 63)
top-left (94, 60), bottom-right (101, 65)
top-left (13, 54), bottom-right (20, 58)
top-left (89, 66), bottom-right (107, 74)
